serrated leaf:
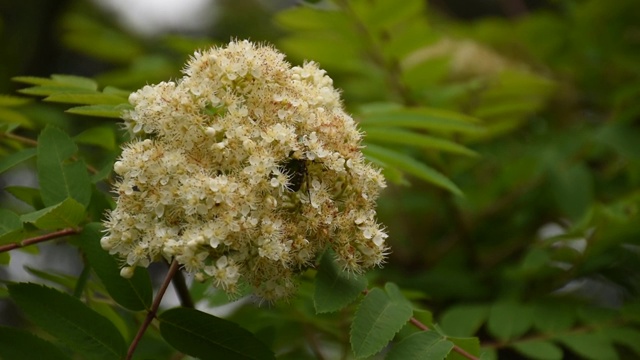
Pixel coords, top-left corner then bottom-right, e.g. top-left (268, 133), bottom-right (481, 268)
top-left (386, 331), bottom-right (453, 360)
top-left (24, 266), bottom-right (79, 290)
top-left (67, 104), bottom-right (128, 118)
top-left (558, 332), bottom-right (618, 360)
top-left (8, 283), bottom-right (126, 360)
top-left (71, 223), bottom-right (152, 311)
top-left (360, 107), bottom-right (483, 134)
top-left (74, 126), bottom-right (116, 150)
top-left (20, 198), bottom-right (85, 230)
top-left (37, 126), bottom-right (91, 207)
top-left (0, 326), bottom-right (69, 360)
top-left (512, 340), bottom-right (563, 360)
top-left (0, 209), bottom-right (23, 245)
top-left (45, 93), bottom-right (126, 105)
top-left (0, 148), bottom-right (36, 174)
top-left (4, 186), bottom-right (43, 208)
top-left (487, 301), bottom-right (533, 341)
top-left (314, 249), bottom-right (368, 313)
top-left (364, 128), bottom-right (478, 157)
top-left (159, 307), bottom-right (275, 360)
top-left (350, 285), bottom-right (414, 358)
top-left (440, 304), bottom-right (489, 337)
top-left (362, 144), bottom-right (462, 196)
top-left (0, 108), bottom-right (34, 128)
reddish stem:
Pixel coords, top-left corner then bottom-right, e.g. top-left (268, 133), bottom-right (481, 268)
top-left (0, 228), bottom-right (80, 253)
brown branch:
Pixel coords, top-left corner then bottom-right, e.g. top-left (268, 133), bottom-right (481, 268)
top-left (0, 227), bottom-right (81, 253)
top-left (3, 132), bottom-right (38, 147)
top-left (126, 259), bottom-right (179, 360)
top-left (171, 264), bottom-right (194, 308)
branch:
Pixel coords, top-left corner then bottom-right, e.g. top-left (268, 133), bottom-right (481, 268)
top-left (126, 259), bottom-right (179, 360)
top-left (0, 227), bottom-right (81, 253)
top-left (171, 263), bottom-right (194, 308)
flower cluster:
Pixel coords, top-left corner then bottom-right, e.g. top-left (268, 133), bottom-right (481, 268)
top-left (101, 40), bottom-right (388, 300)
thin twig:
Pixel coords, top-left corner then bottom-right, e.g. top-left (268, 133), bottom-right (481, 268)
top-left (0, 227), bottom-right (80, 253)
top-left (3, 132), bottom-right (38, 147)
top-left (126, 259), bottom-right (180, 360)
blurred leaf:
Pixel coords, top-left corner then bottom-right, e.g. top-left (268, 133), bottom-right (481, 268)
top-left (20, 197), bottom-right (85, 230)
top-left (549, 164), bottom-right (593, 221)
top-left (364, 128), bottom-right (478, 157)
top-left (8, 283), bottom-right (126, 360)
top-left (440, 304), bottom-right (489, 337)
top-left (605, 327), bottom-right (640, 356)
top-left (0, 148), bottom-right (36, 174)
top-left (314, 249), bottom-right (368, 313)
top-left (4, 186), bottom-right (43, 209)
top-left (67, 104), bottom-right (129, 119)
top-left (74, 126), bottom-right (116, 150)
top-left (511, 340), bottom-right (563, 360)
top-left (0, 209), bottom-right (23, 245)
top-left (363, 144), bottom-right (462, 195)
top-left (71, 223), bottom-right (152, 311)
top-left (50, 74), bottom-right (98, 90)
top-left (532, 300), bottom-right (576, 333)
top-left (359, 106), bottom-right (482, 134)
top-left (0, 107), bottom-right (33, 128)
top-left (557, 332), bottom-right (618, 360)
top-left (18, 86), bottom-right (96, 97)
top-left (350, 283), bottom-right (413, 358)
top-left (45, 93), bottom-right (125, 105)
top-left (37, 126), bottom-right (91, 207)
top-left (0, 94), bottom-right (33, 106)
top-left (386, 331), bottom-right (453, 360)
top-left (0, 326), bottom-right (69, 360)
top-left (24, 266), bottom-right (79, 291)
top-left (487, 301), bottom-right (533, 341)
top-left (0, 252), bottom-right (9, 265)
top-left (159, 307), bottom-right (275, 360)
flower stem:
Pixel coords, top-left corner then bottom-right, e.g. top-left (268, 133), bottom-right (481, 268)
top-left (126, 259), bottom-right (179, 360)
top-left (0, 227), bottom-right (80, 253)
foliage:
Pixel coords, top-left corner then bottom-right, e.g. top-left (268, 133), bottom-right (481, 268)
top-left (1, 0), bottom-right (639, 359)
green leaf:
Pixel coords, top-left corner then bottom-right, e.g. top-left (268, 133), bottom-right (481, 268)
top-left (440, 304), bottom-right (489, 337)
top-left (8, 283), bottom-right (126, 360)
top-left (159, 307), bottom-right (275, 360)
top-left (0, 107), bottom-right (33, 128)
top-left (12, 76), bottom-right (68, 86)
top-left (37, 126), bottom-right (91, 207)
top-left (20, 197), bottom-right (85, 230)
top-left (51, 74), bottom-right (98, 90)
top-left (24, 266), bottom-right (79, 290)
top-left (74, 126), bottom-right (116, 150)
top-left (364, 128), bottom-right (478, 157)
top-left (606, 327), bottom-right (640, 355)
top-left (557, 332), bottom-right (618, 360)
top-left (359, 107), bottom-right (483, 134)
top-left (4, 186), bottom-right (43, 208)
top-left (350, 284), bottom-right (414, 358)
top-left (512, 340), bottom-right (563, 360)
top-left (363, 144), bottom-right (462, 196)
top-left (314, 249), bottom-right (368, 313)
top-left (0, 252), bottom-right (9, 265)
top-left (386, 331), bottom-right (453, 360)
top-left (45, 93), bottom-right (126, 105)
top-left (549, 164), bottom-right (593, 220)
top-left (0, 94), bottom-right (33, 106)
top-left (71, 223), bottom-right (152, 311)
top-left (447, 337), bottom-right (480, 360)
top-left (67, 104), bottom-right (129, 118)
top-left (0, 209), bottom-right (23, 244)
top-left (487, 301), bottom-right (533, 341)
top-left (0, 148), bottom-right (37, 174)
top-left (18, 86), bottom-right (97, 97)
top-left (532, 300), bottom-right (576, 333)
top-left (0, 326), bottom-right (70, 360)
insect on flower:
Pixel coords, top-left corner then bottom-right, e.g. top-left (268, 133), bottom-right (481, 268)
top-left (282, 151), bottom-right (310, 193)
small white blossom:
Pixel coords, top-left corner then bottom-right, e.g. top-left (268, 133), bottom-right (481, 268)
top-left (102, 40), bottom-right (388, 300)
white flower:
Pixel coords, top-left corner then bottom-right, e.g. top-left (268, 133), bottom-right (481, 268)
top-left (102, 40), bottom-right (388, 300)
